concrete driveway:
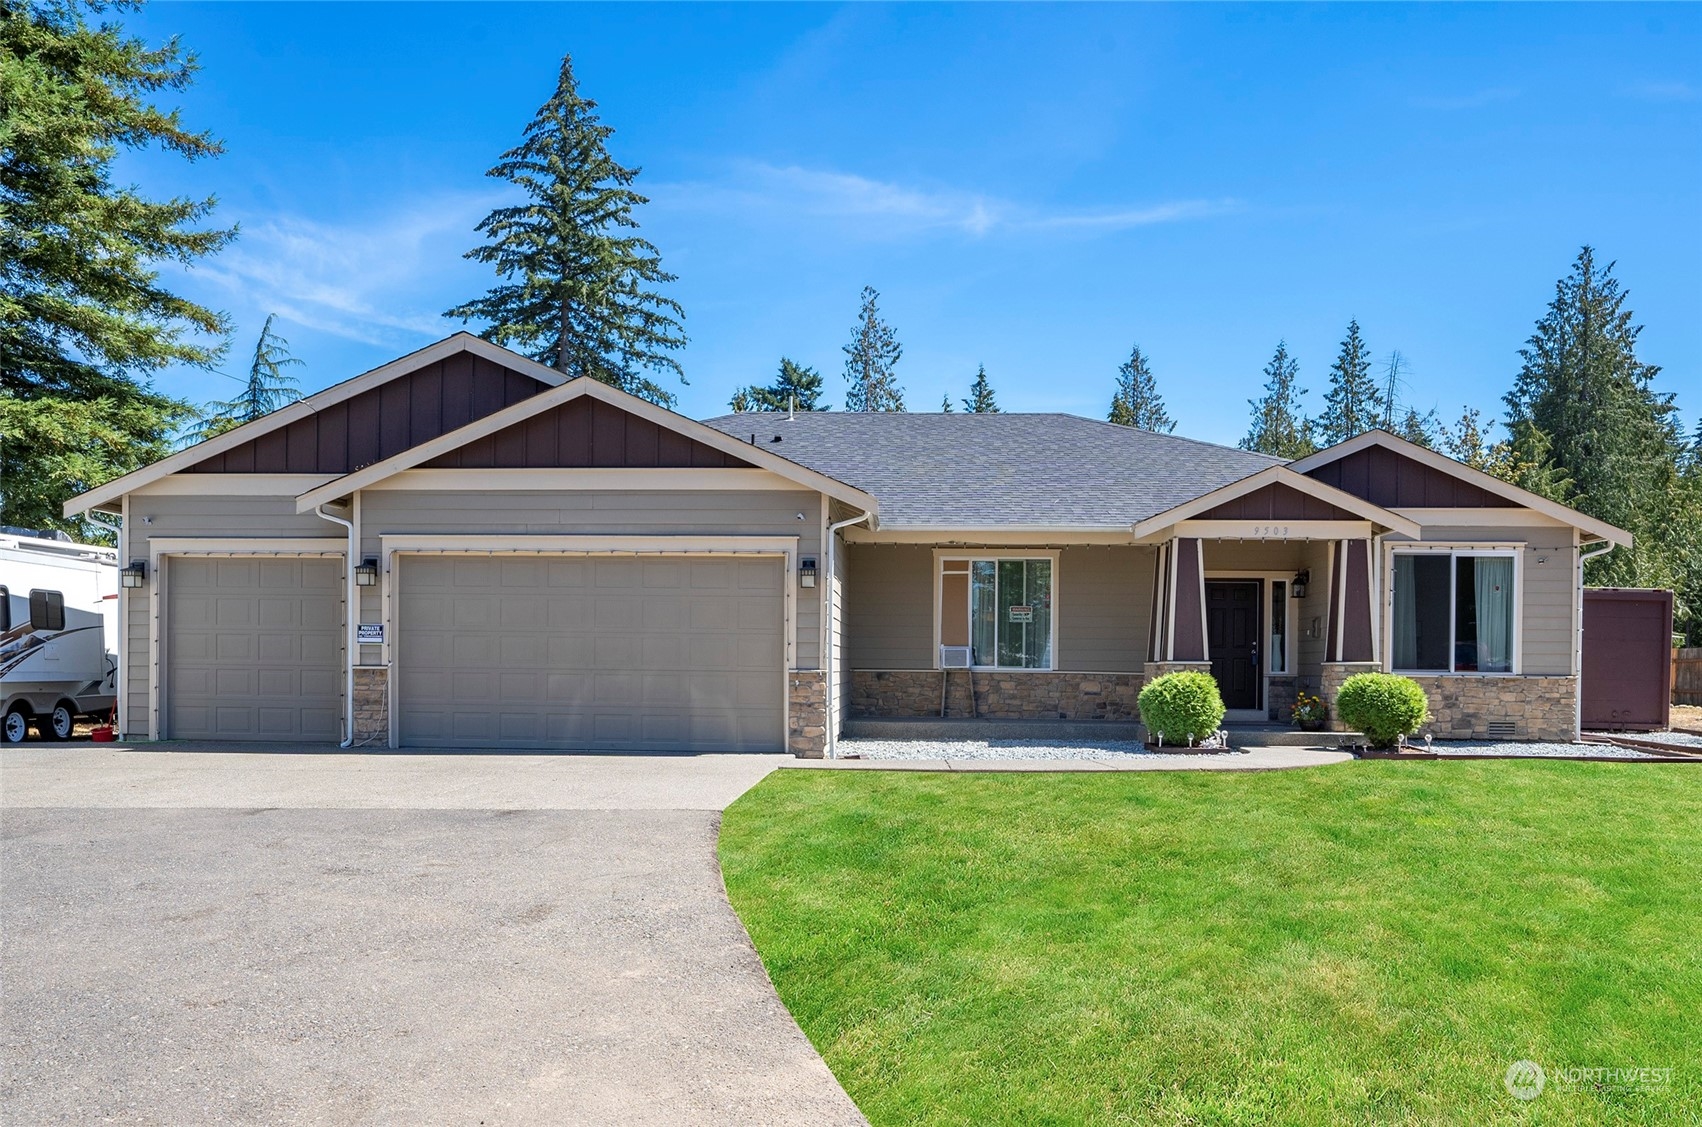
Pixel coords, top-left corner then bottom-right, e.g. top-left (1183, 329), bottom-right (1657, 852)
top-left (0, 745), bottom-right (865, 1126)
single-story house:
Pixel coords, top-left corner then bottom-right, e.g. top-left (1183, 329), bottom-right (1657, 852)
top-left (66, 333), bottom-right (1631, 755)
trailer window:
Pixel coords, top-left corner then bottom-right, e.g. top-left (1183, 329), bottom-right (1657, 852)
top-left (29, 589), bottom-right (64, 632)
top-left (0, 586), bottom-right (8, 631)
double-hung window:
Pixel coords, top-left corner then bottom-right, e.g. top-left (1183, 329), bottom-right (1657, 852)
top-left (1391, 550), bottom-right (1517, 674)
top-left (940, 556), bottom-right (1054, 670)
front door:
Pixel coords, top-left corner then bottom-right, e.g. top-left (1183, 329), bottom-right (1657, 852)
top-left (1207, 581), bottom-right (1261, 711)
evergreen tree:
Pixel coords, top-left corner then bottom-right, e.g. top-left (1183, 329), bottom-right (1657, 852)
top-left (1506, 247), bottom-right (1685, 587)
top-left (1240, 341), bottom-right (1315, 458)
top-left (193, 314), bottom-right (303, 438)
top-left (1396, 406), bottom-right (1441, 449)
top-left (1, 0), bottom-right (232, 538)
top-left (940, 394), bottom-right (953, 413)
top-left (1443, 406), bottom-right (1495, 469)
top-left (1315, 320), bottom-right (1384, 447)
top-left (842, 286), bottom-right (905, 411)
top-left (1107, 344), bottom-right (1174, 431)
top-left (962, 364), bottom-right (999, 413)
top-left (445, 55), bottom-right (686, 407)
top-left (728, 358), bottom-right (826, 412)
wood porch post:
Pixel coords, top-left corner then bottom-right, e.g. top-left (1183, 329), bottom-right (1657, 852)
top-left (1171, 537), bottom-right (1207, 662)
top-left (1328, 538), bottom-right (1375, 664)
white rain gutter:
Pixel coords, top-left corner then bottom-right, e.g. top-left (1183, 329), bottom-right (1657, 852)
top-left (823, 509), bottom-right (873, 759)
top-left (313, 502), bottom-right (358, 748)
top-left (1573, 539), bottom-right (1617, 740)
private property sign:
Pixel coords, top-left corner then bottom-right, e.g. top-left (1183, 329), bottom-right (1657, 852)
top-left (1008, 605), bottom-right (1033, 623)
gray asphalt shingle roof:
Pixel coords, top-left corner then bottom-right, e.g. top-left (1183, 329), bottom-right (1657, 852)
top-left (700, 412), bottom-right (1282, 528)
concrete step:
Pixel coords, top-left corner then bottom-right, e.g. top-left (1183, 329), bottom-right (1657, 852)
top-left (1224, 724), bottom-right (1362, 748)
top-left (842, 717), bottom-right (1148, 742)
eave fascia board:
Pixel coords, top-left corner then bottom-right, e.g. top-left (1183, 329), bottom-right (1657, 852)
top-left (1289, 429), bottom-right (1633, 548)
top-left (294, 374), bottom-right (881, 517)
top-left (63, 332), bottom-right (566, 517)
top-left (1129, 465), bottom-right (1421, 540)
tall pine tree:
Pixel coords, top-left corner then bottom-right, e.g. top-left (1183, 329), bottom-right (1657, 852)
top-left (842, 286), bottom-right (905, 411)
top-left (1, 0), bottom-right (232, 538)
top-left (1315, 320), bottom-right (1384, 447)
top-left (962, 364), bottom-right (999, 413)
top-left (1107, 344), bottom-right (1174, 431)
top-left (445, 55), bottom-right (686, 406)
top-left (728, 358), bottom-right (826, 412)
top-left (1240, 341), bottom-right (1314, 458)
top-left (193, 314), bottom-right (303, 439)
top-left (1506, 246), bottom-right (1686, 587)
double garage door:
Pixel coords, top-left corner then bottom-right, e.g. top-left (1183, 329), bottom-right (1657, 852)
top-left (397, 555), bottom-right (785, 752)
top-left (165, 553), bottom-right (784, 752)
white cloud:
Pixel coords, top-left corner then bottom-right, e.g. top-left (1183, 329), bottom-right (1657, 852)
top-left (195, 191), bottom-right (506, 346)
top-left (654, 162), bottom-right (1238, 239)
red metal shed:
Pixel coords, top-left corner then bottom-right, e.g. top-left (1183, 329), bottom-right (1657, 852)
top-left (1581, 588), bottom-right (1674, 731)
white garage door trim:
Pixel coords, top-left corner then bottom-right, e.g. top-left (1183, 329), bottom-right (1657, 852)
top-left (147, 538), bottom-right (347, 741)
top-left (379, 535), bottom-right (799, 750)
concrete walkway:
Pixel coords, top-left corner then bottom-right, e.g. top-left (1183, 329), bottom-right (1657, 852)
top-left (789, 746), bottom-right (1354, 772)
top-left (0, 745), bottom-right (864, 1126)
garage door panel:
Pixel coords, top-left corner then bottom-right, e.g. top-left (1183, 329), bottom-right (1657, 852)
top-left (167, 556), bottom-right (342, 741)
top-left (398, 554), bottom-right (784, 752)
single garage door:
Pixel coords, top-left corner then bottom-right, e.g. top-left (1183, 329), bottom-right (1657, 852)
top-left (166, 556), bottom-right (343, 740)
top-left (398, 555), bottom-right (784, 752)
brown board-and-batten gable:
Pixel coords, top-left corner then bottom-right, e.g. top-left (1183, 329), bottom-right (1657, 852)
top-left (186, 352), bottom-right (547, 474)
top-left (1197, 481), bottom-right (1359, 521)
top-left (424, 395), bottom-right (757, 470)
top-left (1304, 445), bottom-right (1515, 508)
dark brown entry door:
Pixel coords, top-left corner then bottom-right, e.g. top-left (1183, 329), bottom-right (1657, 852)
top-left (1207, 581), bottom-right (1261, 711)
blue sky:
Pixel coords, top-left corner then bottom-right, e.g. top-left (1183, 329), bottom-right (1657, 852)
top-left (122, 2), bottom-right (1700, 443)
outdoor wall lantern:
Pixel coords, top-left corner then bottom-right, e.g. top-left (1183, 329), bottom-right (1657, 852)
top-left (798, 557), bottom-right (818, 588)
top-left (120, 560), bottom-right (147, 589)
top-left (1291, 570), bottom-right (1309, 599)
top-left (354, 557), bottom-right (380, 587)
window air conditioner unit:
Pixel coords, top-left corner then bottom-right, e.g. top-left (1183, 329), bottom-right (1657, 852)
top-left (940, 645), bottom-right (972, 669)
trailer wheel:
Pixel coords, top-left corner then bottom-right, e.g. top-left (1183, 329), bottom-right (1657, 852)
top-left (46, 702), bottom-right (76, 741)
top-left (2, 707), bottom-right (31, 744)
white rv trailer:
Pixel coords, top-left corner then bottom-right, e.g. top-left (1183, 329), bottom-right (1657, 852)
top-left (1, 527), bottom-right (119, 742)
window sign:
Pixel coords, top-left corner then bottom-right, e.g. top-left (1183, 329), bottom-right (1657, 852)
top-left (356, 623), bottom-right (385, 646)
top-left (1008, 605), bottom-right (1034, 623)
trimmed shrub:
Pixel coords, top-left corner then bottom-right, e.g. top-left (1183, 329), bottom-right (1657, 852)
top-left (1335, 673), bottom-right (1431, 748)
top-left (1138, 671), bottom-right (1226, 745)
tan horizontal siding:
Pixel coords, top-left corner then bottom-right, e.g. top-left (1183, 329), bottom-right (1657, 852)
top-left (845, 544), bottom-right (933, 669)
top-left (360, 488), bottom-right (824, 669)
top-left (1058, 546), bottom-right (1151, 673)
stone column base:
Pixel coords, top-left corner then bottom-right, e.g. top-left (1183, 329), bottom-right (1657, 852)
top-left (353, 666), bottom-right (389, 744)
top-left (1142, 661), bottom-right (1213, 679)
top-left (789, 670), bottom-right (827, 758)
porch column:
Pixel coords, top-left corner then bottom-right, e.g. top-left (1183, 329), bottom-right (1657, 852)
top-left (1169, 537), bottom-right (1208, 662)
top-left (1325, 538), bottom-right (1375, 664)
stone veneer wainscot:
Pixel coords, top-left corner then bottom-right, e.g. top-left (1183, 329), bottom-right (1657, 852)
top-left (850, 670), bottom-right (1144, 721)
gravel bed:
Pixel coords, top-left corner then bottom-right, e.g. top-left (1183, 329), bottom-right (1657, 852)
top-left (1427, 740), bottom-right (1664, 760)
top-left (838, 738), bottom-right (1242, 762)
top-left (1599, 730), bottom-right (1702, 749)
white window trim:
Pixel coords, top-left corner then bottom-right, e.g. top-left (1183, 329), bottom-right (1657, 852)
top-left (1383, 544), bottom-right (1523, 676)
top-left (933, 549), bottom-right (1060, 672)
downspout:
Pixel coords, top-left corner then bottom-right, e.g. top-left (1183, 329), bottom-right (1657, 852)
top-left (823, 509), bottom-right (873, 759)
top-left (1574, 539), bottom-right (1617, 740)
top-left (313, 502), bottom-right (358, 748)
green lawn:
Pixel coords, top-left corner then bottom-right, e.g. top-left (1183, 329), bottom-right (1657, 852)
top-left (719, 762), bottom-right (1702, 1126)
